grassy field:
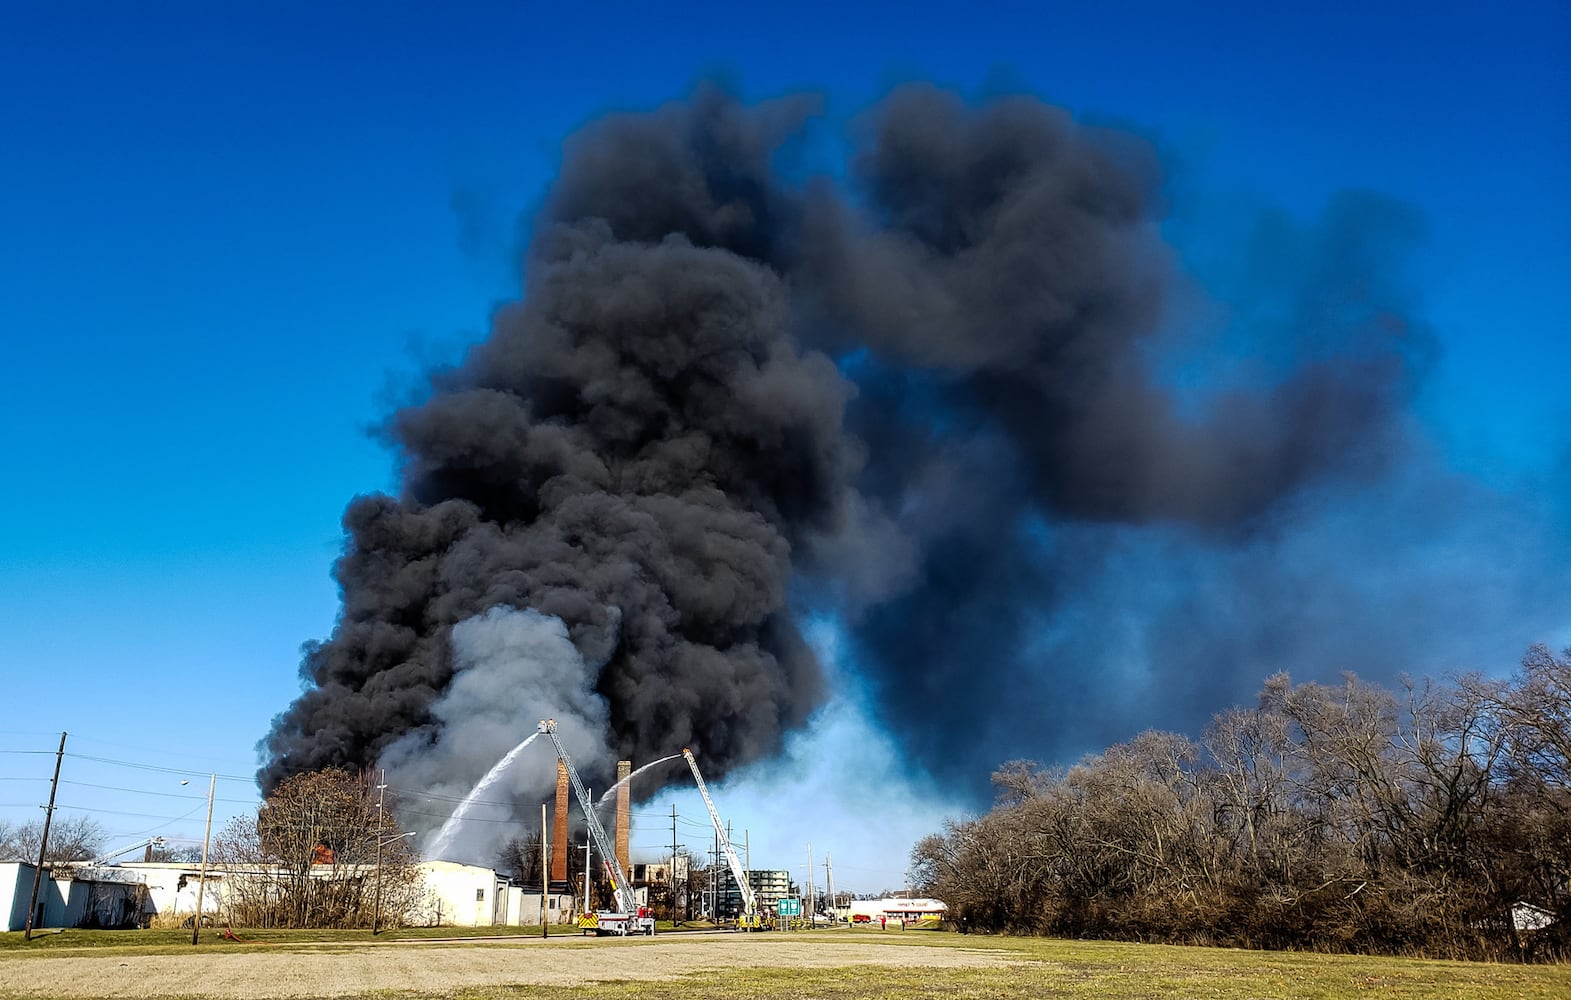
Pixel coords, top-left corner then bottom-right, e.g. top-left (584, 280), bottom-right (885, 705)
top-left (0, 927), bottom-right (1564, 999)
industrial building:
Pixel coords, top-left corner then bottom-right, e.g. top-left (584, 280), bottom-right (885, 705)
top-left (1, 861), bottom-right (147, 931)
top-left (0, 858), bottom-right (577, 932)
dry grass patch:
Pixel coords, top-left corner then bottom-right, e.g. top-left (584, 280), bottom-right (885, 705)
top-left (0, 929), bottom-right (1564, 1000)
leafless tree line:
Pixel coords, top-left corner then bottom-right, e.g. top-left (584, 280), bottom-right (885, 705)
top-left (912, 645), bottom-right (1571, 960)
top-left (0, 815), bottom-right (107, 864)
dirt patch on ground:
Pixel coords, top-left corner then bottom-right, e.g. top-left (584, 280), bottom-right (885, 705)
top-left (0, 936), bottom-right (1010, 998)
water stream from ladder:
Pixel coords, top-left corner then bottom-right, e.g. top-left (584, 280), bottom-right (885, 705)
top-left (425, 729), bottom-right (544, 860)
top-left (593, 752), bottom-right (685, 815)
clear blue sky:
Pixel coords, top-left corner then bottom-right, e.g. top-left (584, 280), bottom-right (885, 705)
top-left (2, 1), bottom-right (1566, 889)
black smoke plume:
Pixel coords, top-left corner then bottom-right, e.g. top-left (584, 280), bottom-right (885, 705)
top-left (265, 82), bottom-right (1524, 807)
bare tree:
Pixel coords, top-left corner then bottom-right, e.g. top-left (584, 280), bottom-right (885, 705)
top-left (211, 768), bottom-right (422, 928)
top-left (495, 831), bottom-right (544, 882)
top-left (0, 815), bottom-right (107, 864)
top-left (913, 663), bottom-right (1571, 960)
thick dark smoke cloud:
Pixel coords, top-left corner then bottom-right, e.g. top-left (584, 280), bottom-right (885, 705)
top-left (265, 82), bottom-right (1542, 806)
top-left (262, 90), bottom-right (857, 794)
top-left (801, 88), bottom-right (1430, 787)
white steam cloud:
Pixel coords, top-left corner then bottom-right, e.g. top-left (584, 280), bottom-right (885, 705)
top-left (379, 606), bottom-right (611, 865)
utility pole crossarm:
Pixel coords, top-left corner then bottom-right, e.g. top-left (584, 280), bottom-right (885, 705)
top-left (682, 749), bottom-right (755, 916)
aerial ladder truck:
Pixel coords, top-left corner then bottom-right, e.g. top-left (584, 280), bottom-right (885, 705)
top-left (539, 720), bottom-right (655, 936)
top-left (682, 748), bottom-right (759, 929)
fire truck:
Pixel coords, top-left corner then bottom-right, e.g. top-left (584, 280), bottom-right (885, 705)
top-left (539, 720), bottom-right (656, 936)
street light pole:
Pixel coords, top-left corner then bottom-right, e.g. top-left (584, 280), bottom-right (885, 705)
top-left (191, 773), bottom-right (215, 946)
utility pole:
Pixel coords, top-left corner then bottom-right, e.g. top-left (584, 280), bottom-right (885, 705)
top-left (191, 772), bottom-right (215, 945)
top-left (670, 805), bottom-right (678, 924)
top-left (806, 843), bottom-right (814, 928)
top-left (372, 770), bottom-right (386, 934)
top-left (23, 731), bottom-right (65, 940)
top-left (581, 841), bottom-right (592, 916)
top-left (825, 854), bottom-right (836, 925)
top-left (540, 802), bottom-right (549, 938)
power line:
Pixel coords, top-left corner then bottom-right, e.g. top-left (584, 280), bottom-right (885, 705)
top-left (101, 805), bottom-right (208, 841)
top-left (56, 779), bottom-right (258, 806)
top-left (62, 752), bottom-right (254, 783)
top-left (48, 804), bottom-right (222, 822)
top-left (57, 733), bottom-right (255, 770)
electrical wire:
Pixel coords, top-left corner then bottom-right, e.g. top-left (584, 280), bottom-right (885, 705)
top-left (36, 804), bottom-right (219, 821)
top-left (58, 733), bottom-right (256, 771)
top-left (61, 752), bottom-right (253, 782)
top-left (100, 804), bottom-right (208, 840)
top-left (57, 779), bottom-right (258, 806)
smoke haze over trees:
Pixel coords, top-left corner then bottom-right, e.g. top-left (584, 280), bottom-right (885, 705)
top-left (910, 648), bottom-right (1571, 960)
top-left (261, 81), bottom-right (1569, 831)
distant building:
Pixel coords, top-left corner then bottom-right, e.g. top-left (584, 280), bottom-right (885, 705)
top-left (844, 896), bottom-right (947, 927)
top-left (719, 869), bottom-right (791, 916)
top-left (1512, 901), bottom-right (1557, 932)
top-left (632, 856), bottom-right (688, 885)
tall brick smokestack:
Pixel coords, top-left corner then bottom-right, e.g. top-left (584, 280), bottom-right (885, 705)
top-left (615, 759), bottom-right (631, 879)
top-left (551, 759), bottom-right (569, 884)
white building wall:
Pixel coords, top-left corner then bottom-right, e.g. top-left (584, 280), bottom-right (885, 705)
top-left (506, 890), bottom-right (576, 925)
top-left (117, 863), bottom-right (219, 922)
top-left (1, 863), bottom-right (33, 931)
top-left (413, 861), bottom-right (504, 927)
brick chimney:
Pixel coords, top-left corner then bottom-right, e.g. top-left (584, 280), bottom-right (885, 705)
top-left (615, 759), bottom-right (632, 878)
top-left (551, 759), bottom-right (569, 883)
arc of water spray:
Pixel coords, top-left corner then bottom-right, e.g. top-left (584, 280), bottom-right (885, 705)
top-left (425, 730), bottom-right (545, 860)
top-left (593, 753), bottom-right (684, 814)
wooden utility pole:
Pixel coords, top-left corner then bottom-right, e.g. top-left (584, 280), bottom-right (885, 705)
top-left (670, 804), bottom-right (679, 924)
top-left (540, 801), bottom-right (549, 938)
top-left (23, 731), bottom-right (66, 940)
top-left (191, 773), bottom-right (215, 945)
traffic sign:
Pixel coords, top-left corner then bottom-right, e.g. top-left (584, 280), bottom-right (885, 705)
top-left (777, 897), bottom-right (801, 916)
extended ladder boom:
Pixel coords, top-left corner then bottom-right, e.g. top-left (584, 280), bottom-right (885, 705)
top-left (539, 720), bottom-right (637, 914)
top-left (682, 749), bottom-right (755, 916)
